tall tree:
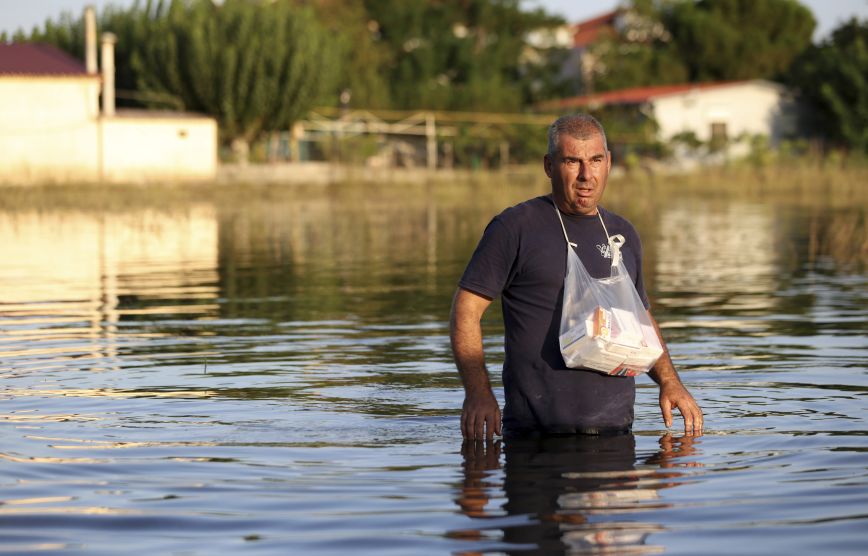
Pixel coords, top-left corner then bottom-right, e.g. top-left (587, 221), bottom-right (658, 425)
top-left (587, 2), bottom-right (689, 92)
top-left (664, 0), bottom-right (815, 81)
top-left (305, 0), bottom-right (392, 109)
top-left (130, 0), bottom-right (338, 156)
top-left (586, 0), bottom-right (815, 91)
top-left (360, 0), bottom-right (564, 111)
top-left (789, 18), bottom-right (868, 153)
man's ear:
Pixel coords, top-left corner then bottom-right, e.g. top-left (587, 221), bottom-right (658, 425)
top-left (543, 154), bottom-right (553, 178)
top-left (607, 150), bottom-right (612, 172)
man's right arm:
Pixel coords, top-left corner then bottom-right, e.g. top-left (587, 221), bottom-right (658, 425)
top-left (450, 287), bottom-right (501, 439)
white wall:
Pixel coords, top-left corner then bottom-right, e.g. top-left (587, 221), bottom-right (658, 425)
top-left (0, 77), bottom-right (218, 185)
top-left (0, 77), bottom-right (101, 184)
top-left (101, 113), bottom-right (218, 183)
top-left (652, 81), bottom-right (799, 149)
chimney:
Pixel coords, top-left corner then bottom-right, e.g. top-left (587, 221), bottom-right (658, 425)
top-left (84, 6), bottom-right (97, 74)
top-left (101, 32), bottom-right (117, 117)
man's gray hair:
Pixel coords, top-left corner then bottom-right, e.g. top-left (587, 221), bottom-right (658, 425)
top-left (547, 114), bottom-right (608, 155)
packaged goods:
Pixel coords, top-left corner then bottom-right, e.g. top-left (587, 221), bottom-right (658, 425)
top-left (559, 306), bottom-right (663, 377)
top-left (555, 204), bottom-right (664, 376)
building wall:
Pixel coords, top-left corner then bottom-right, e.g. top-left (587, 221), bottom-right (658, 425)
top-left (101, 115), bottom-right (218, 183)
top-left (0, 77), bottom-right (217, 185)
top-left (0, 77), bottom-right (101, 184)
top-left (652, 81), bottom-right (799, 149)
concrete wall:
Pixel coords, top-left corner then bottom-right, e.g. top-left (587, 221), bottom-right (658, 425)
top-left (0, 77), bottom-right (217, 185)
top-left (652, 81), bottom-right (799, 150)
top-left (101, 113), bottom-right (218, 183)
top-left (0, 77), bottom-right (101, 184)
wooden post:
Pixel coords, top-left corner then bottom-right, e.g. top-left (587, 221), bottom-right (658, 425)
top-left (426, 112), bottom-right (437, 170)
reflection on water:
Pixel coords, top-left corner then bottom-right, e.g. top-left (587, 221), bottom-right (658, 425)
top-left (0, 207), bottom-right (218, 373)
top-left (0, 182), bottom-right (866, 554)
top-left (653, 201), bottom-right (778, 310)
top-left (454, 434), bottom-right (704, 555)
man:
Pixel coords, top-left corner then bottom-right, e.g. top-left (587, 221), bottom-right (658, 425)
top-left (450, 114), bottom-right (702, 439)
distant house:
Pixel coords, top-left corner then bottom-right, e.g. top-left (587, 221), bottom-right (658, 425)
top-left (0, 25), bottom-right (217, 185)
top-left (538, 80), bottom-right (802, 158)
top-left (560, 9), bottom-right (623, 91)
top-left (572, 9), bottom-right (620, 48)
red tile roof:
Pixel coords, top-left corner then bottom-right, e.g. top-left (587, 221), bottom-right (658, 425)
top-left (538, 82), bottom-right (744, 110)
top-left (0, 43), bottom-right (91, 76)
top-left (572, 10), bottom-right (620, 48)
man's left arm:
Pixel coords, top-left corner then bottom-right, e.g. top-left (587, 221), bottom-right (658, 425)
top-left (646, 311), bottom-right (703, 435)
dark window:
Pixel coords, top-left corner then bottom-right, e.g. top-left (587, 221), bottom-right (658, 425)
top-left (710, 122), bottom-right (728, 151)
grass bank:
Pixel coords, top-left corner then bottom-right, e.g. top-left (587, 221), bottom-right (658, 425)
top-left (0, 162), bottom-right (864, 212)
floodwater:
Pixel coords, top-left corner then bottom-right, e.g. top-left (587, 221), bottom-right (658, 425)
top-left (0, 180), bottom-right (866, 555)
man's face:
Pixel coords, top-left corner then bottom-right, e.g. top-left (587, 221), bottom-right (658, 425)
top-left (544, 133), bottom-right (611, 216)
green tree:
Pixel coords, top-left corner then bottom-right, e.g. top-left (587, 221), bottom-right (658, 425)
top-left (307, 0), bottom-right (392, 109)
top-left (360, 0), bottom-right (564, 111)
top-left (587, 0), bottom-right (815, 91)
top-left (664, 0), bottom-right (815, 81)
top-left (130, 0), bottom-right (337, 158)
top-left (789, 18), bottom-right (868, 153)
top-left (587, 8), bottom-right (689, 93)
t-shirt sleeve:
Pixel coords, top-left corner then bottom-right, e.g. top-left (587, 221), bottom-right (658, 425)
top-left (458, 216), bottom-right (517, 300)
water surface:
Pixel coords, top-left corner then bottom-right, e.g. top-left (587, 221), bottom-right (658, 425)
top-left (1, 181), bottom-right (866, 554)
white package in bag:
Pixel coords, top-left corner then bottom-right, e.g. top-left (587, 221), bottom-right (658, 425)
top-left (554, 204), bottom-right (663, 377)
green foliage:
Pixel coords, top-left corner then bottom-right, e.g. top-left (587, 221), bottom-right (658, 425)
top-left (587, 0), bottom-right (815, 91)
top-left (788, 18), bottom-right (868, 153)
top-left (306, 0), bottom-right (393, 109)
top-left (589, 39), bottom-right (689, 92)
top-left (664, 0), bottom-right (815, 81)
top-left (358, 0), bottom-right (565, 111)
top-left (17, 11), bottom-right (83, 58)
top-left (588, 3), bottom-right (689, 92)
top-left (130, 0), bottom-right (338, 146)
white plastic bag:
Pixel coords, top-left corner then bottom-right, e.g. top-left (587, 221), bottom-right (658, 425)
top-left (555, 206), bottom-right (663, 377)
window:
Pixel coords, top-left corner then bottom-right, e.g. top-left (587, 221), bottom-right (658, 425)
top-left (710, 122), bottom-right (728, 151)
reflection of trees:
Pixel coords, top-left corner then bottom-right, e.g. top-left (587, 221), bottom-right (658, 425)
top-left (213, 182), bottom-right (546, 325)
top-left (452, 434), bottom-right (703, 555)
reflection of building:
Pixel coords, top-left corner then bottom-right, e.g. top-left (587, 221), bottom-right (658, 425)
top-left (0, 208), bottom-right (218, 363)
top-left (0, 8), bottom-right (217, 185)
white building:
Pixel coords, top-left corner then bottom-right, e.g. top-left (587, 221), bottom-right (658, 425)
top-left (539, 80), bottom-right (802, 159)
top-left (0, 12), bottom-right (217, 185)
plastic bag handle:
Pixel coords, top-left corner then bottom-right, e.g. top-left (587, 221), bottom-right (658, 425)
top-left (553, 202), bottom-right (624, 267)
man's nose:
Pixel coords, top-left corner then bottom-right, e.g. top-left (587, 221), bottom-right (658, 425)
top-left (578, 162), bottom-right (590, 180)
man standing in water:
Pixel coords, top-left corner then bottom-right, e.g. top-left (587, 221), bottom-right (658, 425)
top-left (450, 114), bottom-right (702, 439)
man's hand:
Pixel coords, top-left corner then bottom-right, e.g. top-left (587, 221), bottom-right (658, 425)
top-left (646, 311), bottom-right (703, 435)
top-left (461, 392), bottom-right (502, 440)
top-left (451, 287), bottom-right (501, 439)
top-left (659, 379), bottom-right (703, 435)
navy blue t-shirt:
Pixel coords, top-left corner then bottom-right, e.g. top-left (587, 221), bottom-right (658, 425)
top-left (459, 195), bottom-right (650, 434)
